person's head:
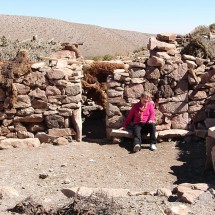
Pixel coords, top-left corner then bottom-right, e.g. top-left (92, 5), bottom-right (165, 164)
top-left (140, 91), bottom-right (152, 105)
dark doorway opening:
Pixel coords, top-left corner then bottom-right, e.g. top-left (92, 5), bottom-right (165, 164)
top-left (82, 109), bottom-right (106, 140)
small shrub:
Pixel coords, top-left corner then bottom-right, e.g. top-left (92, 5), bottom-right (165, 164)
top-left (102, 54), bottom-right (116, 61)
top-left (209, 23), bottom-right (215, 31)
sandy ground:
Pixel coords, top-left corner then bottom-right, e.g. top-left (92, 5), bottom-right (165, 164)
top-left (0, 139), bottom-right (215, 214)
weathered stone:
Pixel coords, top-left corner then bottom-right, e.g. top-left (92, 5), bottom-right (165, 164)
top-left (65, 84), bottom-right (81, 96)
top-left (129, 69), bottom-right (145, 78)
top-left (27, 123), bottom-right (46, 133)
top-left (110, 129), bottom-right (133, 138)
top-left (35, 132), bottom-right (57, 143)
top-left (168, 63), bottom-right (188, 81)
top-left (144, 81), bottom-right (158, 95)
top-left (164, 204), bottom-right (189, 215)
top-left (23, 71), bottom-right (47, 87)
top-left (58, 108), bottom-right (73, 116)
top-left (31, 62), bottom-right (46, 69)
top-left (160, 63), bottom-right (177, 75)
top-left (13, 95), bottom-right (31, 109)
top-left (55, 59), bottom-right (68, 69)
top-left (195, 57), bottom-right (205, 66)
top-left (156, 52), bottom-right (171, 60)
top-left (159, 102), bottom-right (188, 114)
top-left (45, 115), bottom-right (64, 128)
top-left (158, 93), bottom-right (188, 103)
top-left (14, 114), bottom-right (43, 123)
top-left (157, 85), bottom-right (174, 98)
top-left (171, 113), bottom-right (189, 129)
top-left (71, 108), bottom-right (82, 141)
top-left (155, 188), bottom-right (172, 197)
top-left (17, 131), bottom-right (34, 139)
top-left (53, 137), bottom-right (69, 145)
top-left (145, 67), bottom-right (160, 80)
top-left (106, 103), bottom-right (121, 117)
top-left (186, 60), bottom-right (197, 69)
top-left (46, 69), bottom-right (65, 80)
top-left (107, 80), bottom-right (121, 88)
top-left (14, 83), bottom-right (30, 95)
top-left (188, 104), bottom-right (203, 113)
top-left (195, 64), bottom-right (206, 75)
top-left (0, 138), bottom-right (40, 149)
top-left (124, 84), bottom-right (144, 99)
top-left (201, 69), bottom-right (215, 83)
top-left (106, 115), bottom-right (125, 128)
top-left (45, 86), bottom-right (61, 96)
top-left (48, 128), bottom-right (75, 137)
top-left (131, 78), bottom-right (145, 84)
top-left (158, 129), bottom-right (192, 139)
top-left (189, 90), bottom-right (207, 100)
top-left (107, 89), bottom-right (123, 97)
top-left (182, 54), bottom-right (196, 61)
top-left (51, 50), bottom-right (76, 59)
top-left (31, 99), bottom-right (48, 109)
top-left (147, 56), bottom-right (165, 67)
top-left (2, 119), bottom-right (13, 127)
top-left (61, 103), bottom-right (81, 109)
top-left (174, 183), bottom-right (209, 204)
top-left (156, 33), bottom-right (177, 42)
top-left (61, 94), bottom-right (82, 103)
top-left (148, 37), bottom-right (176, 51)
top-left (174, 80), bottom-right (188, 95)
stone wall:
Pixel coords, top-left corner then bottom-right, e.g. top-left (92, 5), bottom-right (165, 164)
top-left (0, 49), bottom-right (83, 146)
top-left (106, 33), bottom-right (215, 146)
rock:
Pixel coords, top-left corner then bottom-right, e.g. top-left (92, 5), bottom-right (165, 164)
top-left (61, 187), bottom-right (130, 198)
top-left (173, 183), bottom-right (210, 204)
top-left (0, 138), bottom-right (40, 149)
top-left (53, 137), bottom-right (68, 145)
top-left (164, 204), bottom-right (189, 215)
top-left (156, 188), bottom-right (172, 197)
top-left (39, 173), bottom-right (49, 179)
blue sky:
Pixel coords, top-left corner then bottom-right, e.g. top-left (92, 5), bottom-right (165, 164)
top-left (0, 0), bottom-right (214, 34)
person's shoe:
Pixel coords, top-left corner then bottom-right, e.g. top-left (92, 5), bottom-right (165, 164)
top-left (150, 144), bottom-right (157, 151)
top-left (133, 144), bottom-right (141, 153)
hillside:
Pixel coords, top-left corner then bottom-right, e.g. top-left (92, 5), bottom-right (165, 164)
top-left (0, 14), bottom-right (152, 58)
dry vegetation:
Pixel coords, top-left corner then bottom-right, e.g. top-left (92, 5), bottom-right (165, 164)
top-left (82, 62), bottom-right (125, 108)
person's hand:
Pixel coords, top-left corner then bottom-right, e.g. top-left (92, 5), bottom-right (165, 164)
top-left (148, 120), bottom-right (154, 123)
top-left (119, 127), bottom-right (125, 130)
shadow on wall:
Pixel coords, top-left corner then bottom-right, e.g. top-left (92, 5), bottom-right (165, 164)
top-left (170, 136), bottom-right (215, 185)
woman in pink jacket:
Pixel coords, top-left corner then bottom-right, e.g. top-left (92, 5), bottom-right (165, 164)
top-left (120, 91), bottom-right (157, 153)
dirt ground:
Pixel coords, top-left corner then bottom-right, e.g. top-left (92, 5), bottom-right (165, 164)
top-left (0, 136), bottom-right (215, 214)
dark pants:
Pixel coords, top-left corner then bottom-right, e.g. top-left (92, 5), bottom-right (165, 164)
top-left (133, 123), bottom-right (156, 147)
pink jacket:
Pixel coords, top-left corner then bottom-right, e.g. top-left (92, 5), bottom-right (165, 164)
top-left (122, 101), bottom-right (155, 128)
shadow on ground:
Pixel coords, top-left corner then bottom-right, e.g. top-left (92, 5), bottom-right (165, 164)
top-left (170, 136), bottom-right (215, 185)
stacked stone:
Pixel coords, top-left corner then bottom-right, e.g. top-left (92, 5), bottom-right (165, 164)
top-left (106, 33), bottom-right (215, 142)
top-left (0, 49), bottom-right (83, 146)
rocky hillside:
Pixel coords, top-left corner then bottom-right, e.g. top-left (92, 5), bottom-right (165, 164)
top-left (0, 14), bottom-right (153, 58)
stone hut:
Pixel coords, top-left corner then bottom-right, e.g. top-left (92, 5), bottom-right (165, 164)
top-left (0, 43), bottom-right (83, 147)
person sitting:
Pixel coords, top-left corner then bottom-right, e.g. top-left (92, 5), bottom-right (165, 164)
top-left (119, 91), bottom-right (157, 152)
